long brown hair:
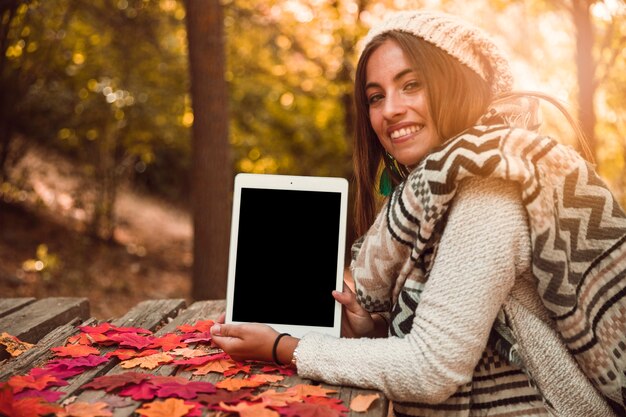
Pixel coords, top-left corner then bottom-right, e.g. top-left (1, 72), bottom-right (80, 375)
top-left (352, 31), bottom-right (492, 237)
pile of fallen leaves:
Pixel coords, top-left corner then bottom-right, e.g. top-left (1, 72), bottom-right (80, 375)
top-left (0, 321), bottom-right (380, 416)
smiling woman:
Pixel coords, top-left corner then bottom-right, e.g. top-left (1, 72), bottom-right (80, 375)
top-left (209, 10), bottom-right (626, 417)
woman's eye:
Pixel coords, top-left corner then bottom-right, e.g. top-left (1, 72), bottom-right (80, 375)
top-left (368, 94), bottom-right (383, 105)
top-left (404, 81), bottom-right (421, 91)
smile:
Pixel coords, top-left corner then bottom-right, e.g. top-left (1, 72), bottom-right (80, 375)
top-left (389, 125), bottom-right (423, 140)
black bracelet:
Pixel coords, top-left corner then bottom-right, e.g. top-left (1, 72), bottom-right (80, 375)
top-left (272, 333), bottom-right (290, 365)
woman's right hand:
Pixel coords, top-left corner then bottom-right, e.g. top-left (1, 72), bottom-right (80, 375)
top-left (333, 282), bottom-right (378, 338)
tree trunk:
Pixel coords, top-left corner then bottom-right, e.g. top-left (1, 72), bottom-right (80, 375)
top-left (571, 0), bottom-right (597, 162)
top-left (185, 0), bottom-right (231, 300)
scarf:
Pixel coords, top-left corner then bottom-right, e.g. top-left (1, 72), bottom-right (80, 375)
top-left (351, 98), bottom-right (626, 412)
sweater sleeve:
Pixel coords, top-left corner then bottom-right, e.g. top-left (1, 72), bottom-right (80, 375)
top-left (295, 178), bottom-right (531, 403)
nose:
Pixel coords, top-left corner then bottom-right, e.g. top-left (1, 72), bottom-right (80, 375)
top-left (382, 91), bottom-right (406, 120)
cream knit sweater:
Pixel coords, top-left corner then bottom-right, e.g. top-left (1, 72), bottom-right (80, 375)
top-left (296, 178), bottom-right (614, 416)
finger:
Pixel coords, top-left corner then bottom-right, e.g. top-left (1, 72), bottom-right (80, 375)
top-left (216, 312), bottom-right (225, 324)
top-left (211, 323), bottom-right (240, 338)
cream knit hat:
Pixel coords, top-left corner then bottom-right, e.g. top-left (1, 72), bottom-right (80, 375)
top-left (362, 10), bottom-right (514, 97)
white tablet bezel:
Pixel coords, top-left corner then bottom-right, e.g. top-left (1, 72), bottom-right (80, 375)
top-left (225, 173), bottom-right (348, 338)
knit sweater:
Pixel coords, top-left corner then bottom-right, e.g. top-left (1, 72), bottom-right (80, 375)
top-left (297, 178), bottom-right (547, 415)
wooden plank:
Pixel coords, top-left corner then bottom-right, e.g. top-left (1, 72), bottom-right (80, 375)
top-left (0, 317), bottom-right (98, 382)
top-left (0, 297), bottom-right (90, 361)
top-left (52, 299), bottom-right (187, 401)
top-left (0, 298), bottom-right (35, 318)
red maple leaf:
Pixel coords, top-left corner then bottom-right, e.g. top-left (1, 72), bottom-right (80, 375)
top-left (154, 380), bottom-right (217, 399)
top-left (148, 333), bottom-right (187, 351)
top-left (182, 331), bottom-right (212, 343)
top-left (81, 371), bottom-right (152, 392)
top-left (46, 354), bottom-right (109, 370)
top-left (304, 396), bottom-right (350, 414)
top-left (176, 319), bottom-right (214, 333)
top-left (118, 380), bottom-right (159, 400)
top-left (106, 348), bottom-right (160, 361)
top-left (51, 344), bottom-right (101, 357)
top-left (0, 385), bottom-right (61, 417)
top-left (79, 323), bottom-right (152, 335)
top-left (195, 388), bottom-right (255, 407)
top-left (280, 401), bottom-right (346, 417)
top-left (108, 333), bottom-right (155, 350)
top-left (8, 373), bottom-right (65, 393)
top-left (260, 364), bottom-right (296, 376)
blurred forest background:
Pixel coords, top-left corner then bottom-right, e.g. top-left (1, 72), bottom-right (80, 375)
top-left (0, 0), bottom-right (624, 319)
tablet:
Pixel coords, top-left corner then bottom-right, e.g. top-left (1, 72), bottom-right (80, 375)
top-left (225, 173), bottom-right (349, 338)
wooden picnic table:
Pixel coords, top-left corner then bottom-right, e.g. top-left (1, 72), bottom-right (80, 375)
top-left (0, 297), bottom-right (389, 416)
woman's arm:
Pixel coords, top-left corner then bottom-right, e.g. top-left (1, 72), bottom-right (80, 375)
top-left (295, 178), bottom-right (531, 403)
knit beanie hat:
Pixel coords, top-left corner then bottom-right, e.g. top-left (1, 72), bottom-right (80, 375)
top-left (362, 10), bottom-right (514, 97)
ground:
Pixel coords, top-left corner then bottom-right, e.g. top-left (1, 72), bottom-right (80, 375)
top-left (0, 141), bottom-right (193, 319)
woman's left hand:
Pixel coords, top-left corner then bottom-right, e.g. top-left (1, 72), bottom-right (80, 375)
top-left (210, 322), bottom-right (279, 363)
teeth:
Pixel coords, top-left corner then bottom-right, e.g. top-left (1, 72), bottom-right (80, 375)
top-left (390, 125), bottom-right (421, 139)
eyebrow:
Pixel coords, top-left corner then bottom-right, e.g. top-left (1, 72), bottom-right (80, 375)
top-left (365, 68), bottom-right (415, 90)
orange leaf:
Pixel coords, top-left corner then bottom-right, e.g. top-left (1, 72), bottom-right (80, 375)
top-left (135, 398), bottom-right (193, 417)
top-left (286, 384), bottom-right (337, 398)
top-left (0, 332), bottom-right (34, 357)
top-left (170, 347), bottom-right (210, 358)
top-left (120, 352), bottom-right (173, 370)
top-left (8, 374), bottom-right (59, 393)
top-left (57, 401), bottom-right (113, 417)
top-left (219, 401), bottom-right (280, 417)
top-left (350, 393), bottom-right (380, 412)
top-left (215, 377), bottom-right (265, 391)
top-left (251, 388), bottom-right (301, 407)
top-left (191, 358), bottom-right (236, 375)
top-left (249, 374), bottom-right (284, 383)
top-left (52, 344), bottom-right (100, 357)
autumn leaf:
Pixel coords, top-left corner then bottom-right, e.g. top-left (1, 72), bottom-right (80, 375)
top-left (218, 401), bottom-right (280, 417)
top-left (154, 380), bottom-right (216, 399)
top-left (195, 388), bottom-right (255, 407)
top-left (0, 385), bottom-right (62, 417)
top-left (51, 344), bottom-right (101, 357)
top-left (14, 388), bottom-right (63, 403)
top-left (280, 401), bottom-right (346, 417)
top-left (248, 374), bottom-right (284, 383)
top-left (0, 332), bottom-right (34, 357)
top-left (176, 319), bottom-right (214, 333)
top-left (350, 393), bottom-right (380, 413)
top-left (135, 398), bottom-right (194, 417)
top-left (223, 362), bottom-right (252, 377)
top-left (108, 332), bottom-right (155, 350)
top-left (120, 352), bottom-right (174, 370)
top-left (79, 323), bottom-right (152, 335)
top-left (250, 388), bottom-right (301, 407)
top-left (169, 347), bottom-right (211, 358)
top-left (259, 364), bottom-right (296, 376)
top-left (8, 373), bottom-right (64, 393)
top-left (81, 371), bottom-right (152, 392)
top-left (118, 381), bottom-right (159, 401)
top-left (106, 348), bottom-right (160, 361)
top-left (182, 331), bottom-right (212, 343)
top-left (46, 354), bottom-right (109, 370)
top-left (57, 401), bottom-right (113, 417)
top-left (148, 333), bottom-right (187, 351)
top-left (285, 384), bottom-right (337, 398)
top-left (215, 377), bottom-right (266, 391)
top-left (190, 358), bottom-right (236, 375)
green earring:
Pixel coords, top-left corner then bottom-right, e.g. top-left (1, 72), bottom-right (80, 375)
top-left (379, 168), bottom-right (393, 196)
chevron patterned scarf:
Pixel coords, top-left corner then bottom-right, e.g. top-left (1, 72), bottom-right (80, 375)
top-left (352, 108), bottom-right (626, 411)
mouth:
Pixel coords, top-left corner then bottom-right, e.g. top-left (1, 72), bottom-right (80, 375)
top-left (389, 124), bottom-right (423, 140)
